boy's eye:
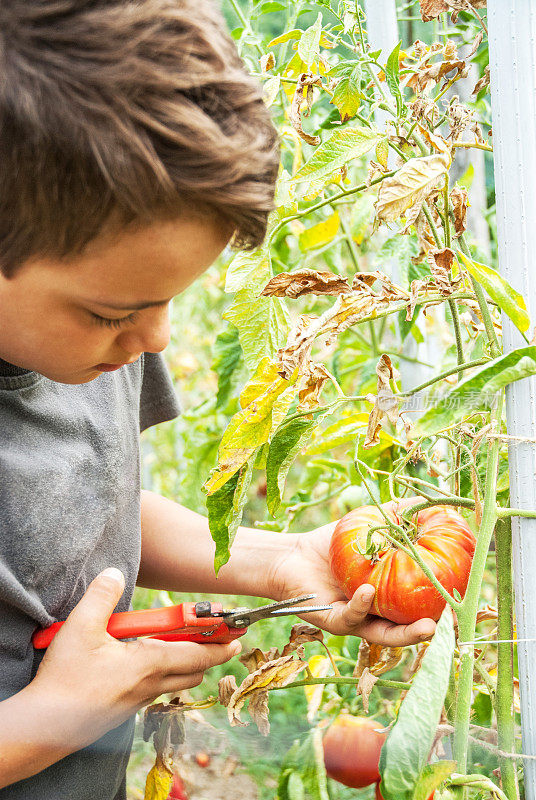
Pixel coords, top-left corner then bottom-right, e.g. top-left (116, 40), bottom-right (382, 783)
top-left (89, 311), bottom-right (139, 329)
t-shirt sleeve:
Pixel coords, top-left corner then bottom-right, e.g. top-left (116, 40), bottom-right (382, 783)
top-left (139, 352), bottom-right (182, 432)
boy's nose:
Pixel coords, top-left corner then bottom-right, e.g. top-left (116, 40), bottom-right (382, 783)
top-left (118, 306), bottom-right (171, 355)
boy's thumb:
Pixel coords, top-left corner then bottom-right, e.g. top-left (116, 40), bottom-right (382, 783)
top-left (66, 567), bottom-right (125, 635)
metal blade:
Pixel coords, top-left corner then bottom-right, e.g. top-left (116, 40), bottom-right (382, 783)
top-left (222, 595), bottom-right (332, 628)
top-left (268, 605), bottom-right (332, 617)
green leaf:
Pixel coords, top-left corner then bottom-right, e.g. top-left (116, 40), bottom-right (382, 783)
top-left (379, 608), bottom-right (455, 800)
top-left (458, 251), bottom-right (531, 334)
top-left (415, 346), bottom-right (536, 436)
top-left (330, 64), bottom-right (362, 122)
top-left (207, 459), bottom-right (254, 573)
top-left (299, 212), bottom-right (340, 251)
top-left (279, 730), bottom-right (330, 800)
top-left (225, 247), bottom-right (269, 294)
top-left (212, 324), bottom-right (242, 409)
top-left (374, 234), bottom-right (419, 289)
top-left (287, 772), bottom-right (305, 800)
top-left (224, 247), bottom-right (290, 371)
top-left (297, 13), bottom-right (322, 68)
top-left (385, 41), bottom-right (403, 117)
top-left (266, 417), bottom-right (318, 516)
top-left (291, 126), bottom-right (382, 186)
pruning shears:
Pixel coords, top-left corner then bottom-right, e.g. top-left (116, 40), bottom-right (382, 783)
top-left (32, 594), bottom-right (332, 649)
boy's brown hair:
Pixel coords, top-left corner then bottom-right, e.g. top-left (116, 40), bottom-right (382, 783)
top-left (0, 0), bottom-right (280, 277)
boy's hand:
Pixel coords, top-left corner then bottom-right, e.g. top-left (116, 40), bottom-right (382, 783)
top-left (267, 499), bottom-right (436, 647)
top-left (28, 568), bottom-right (241, 750)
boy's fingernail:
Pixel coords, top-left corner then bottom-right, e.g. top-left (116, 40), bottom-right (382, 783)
top-left (230, 641), bottom-right (242, 656)
top-left (99, 567), bottom-right (125, 585)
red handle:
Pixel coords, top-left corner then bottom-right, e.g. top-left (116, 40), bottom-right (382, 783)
top-left (32, 602), bottom-right (246, 649)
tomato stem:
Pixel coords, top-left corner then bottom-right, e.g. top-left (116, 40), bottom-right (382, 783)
top-left (269, 676), bottom-right (412, 692)
top-left (453, 394), bottom-right (503, 797)
top-left (495, 516), bottom-right (520, 799)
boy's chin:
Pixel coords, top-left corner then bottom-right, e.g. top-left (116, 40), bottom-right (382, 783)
top-left (39, 366), bottom-right (107, 385)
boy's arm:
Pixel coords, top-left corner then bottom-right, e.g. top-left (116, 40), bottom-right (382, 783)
top-left (138, 490), bottom-right (436, 646)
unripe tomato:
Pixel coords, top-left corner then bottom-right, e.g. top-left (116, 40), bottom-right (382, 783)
top-left (323, 714), bottom-right (385, 788)
top-left (329, 503), bottom-right (475, 624)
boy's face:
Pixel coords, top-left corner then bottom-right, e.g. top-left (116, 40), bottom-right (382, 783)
top-left (0, 215), bottom-right (232, 384)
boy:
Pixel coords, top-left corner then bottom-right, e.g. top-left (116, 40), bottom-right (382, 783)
top-left (0, 1), bottom-right (436, 798)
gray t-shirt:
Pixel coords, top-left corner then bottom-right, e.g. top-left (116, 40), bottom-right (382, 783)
top-left (0, 353), bottom-right (180, 799)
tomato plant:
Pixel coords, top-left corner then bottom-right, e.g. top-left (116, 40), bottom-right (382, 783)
top-left (329, 505), bottom-right (476, 623)
top-left (135, 2), bottom-right (530, 800)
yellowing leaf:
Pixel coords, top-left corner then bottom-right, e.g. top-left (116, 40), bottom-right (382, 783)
top-left (144, 762), bottom-right (173, 800)
top-left (304, 655), bottom-right (330, 723)
top-left (204, 359), bottom-right (297, 494)
top-left (375, 152), bottom-right (451, 224)
top-left (331, 69), bottom-right (362, 122)
top-left (458, 250), bottom-right (531, 334)
top-left (268, 29), bottom-right (301, 48)
top-left (298, 212), bottom-right (341, 251)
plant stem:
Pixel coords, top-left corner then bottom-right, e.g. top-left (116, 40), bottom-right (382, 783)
top-left (452, 141), bottom-right (493, 153)
top-left (453, 394), bottom-right (503, 796)
top-left (270, 676), bottom-right (411, 692)
top-left (458, 235), bottom-right (502, 359)
top-left (227, 0), bottom-right (264, 56)
top-left (398, 357), bottom-right (490, 397)
top-left (494, 516), bottom-right (520, 800)
top-left (498, 507), bottom-right (536, 519)
top-left (268, 171), bottom-right (399, 246)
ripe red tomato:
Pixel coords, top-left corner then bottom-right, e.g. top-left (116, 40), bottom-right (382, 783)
top-left (323, 714), bottom-right (385, 788)
top-left (322, 714), bottom-right (434, 798)
top-left (329, 503), bottom-right (475, 624)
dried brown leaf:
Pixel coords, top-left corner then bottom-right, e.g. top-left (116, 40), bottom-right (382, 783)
top-left (248, 691), bottom-right (270, 736)
top-left (420, 0), bottom-right (485, 22)
top-left (226, 655), bottom-right (307, 734)
top-left (467, 31), bottom-right (484, 60)
top-left (218, 675), bottom-right (239, 707)
top-left (262, 269), bottom-right (349, 299)
top-left (354, 639), bottom-right (404, 680)
top-left (450, 185), bottom-right (468, 237)
top-left (260, 52), bottom-right (275, 72)
top-left (290, 73), bottom-right (322, 146)
top-left (282, 624), bottom-right (324, 657)
top-left (473, 65), bottom-right (490, 95)
top-left (419, 0), bottom-right (449, 20)
top-left (376, 153), bottom-right (451, 224)
top-left (239, 647), bottom-right (281, 673)
top-left (297, 363), bottom-right (334, 411)
top-left (364, 355), bottom-right (400, 448)
top-left (356, 668), bottom-right (379, 712)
